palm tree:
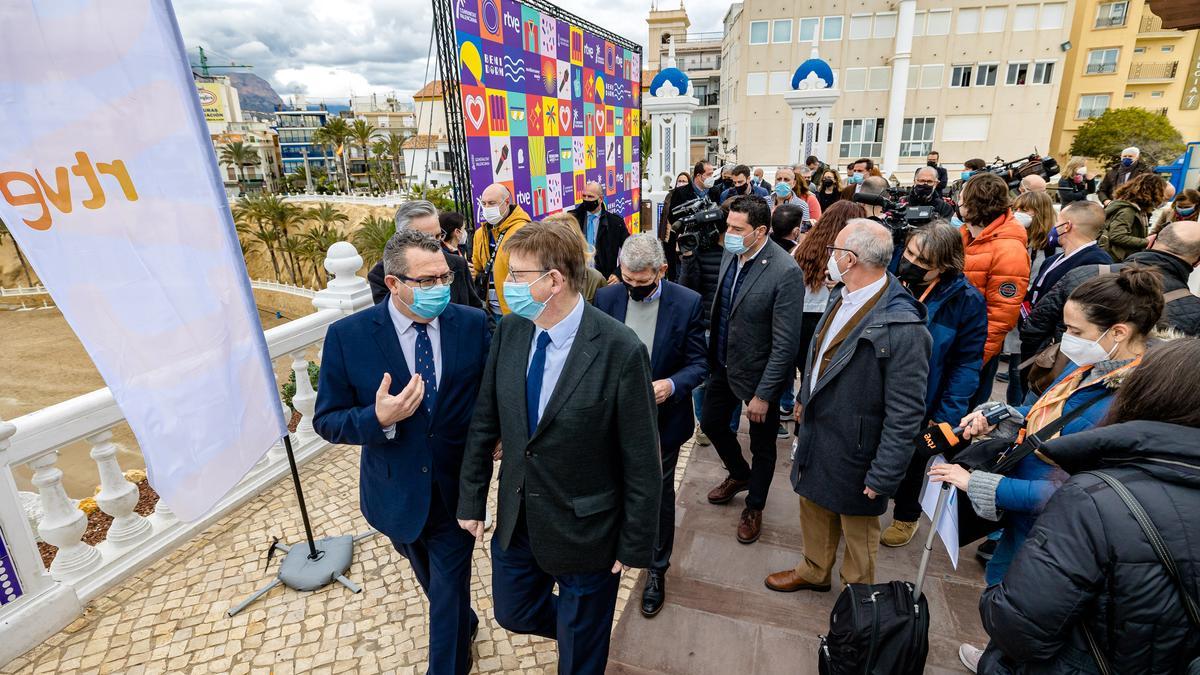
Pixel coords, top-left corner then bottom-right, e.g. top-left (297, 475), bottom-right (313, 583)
top-left (219, 141), bottom-right (257, 195)
top-left (306, 203), bottom-right (350, 230)
top-left (0, 216), bottom-right (36, 287)
top-left (314, 117), bottom-right (353, 192)
top-left (352, 215), bottom-right (395, 268)
top-left (258, 196), bottom-right (306, 283)
top-left (350, 119), bottom-right (378, 191)
top-left (234, 195), bottom-right (282, 281)
top-left (373, 132), bottom-right (406, 189)
top-left (302, 223), bottom-right (345, 285)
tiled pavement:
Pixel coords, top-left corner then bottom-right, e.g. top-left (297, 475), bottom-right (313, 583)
top-left (4, 422), bottom-right (989, 674)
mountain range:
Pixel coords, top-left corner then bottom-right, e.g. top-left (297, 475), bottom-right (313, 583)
top-left (227, 73), bottom-right (284, 113)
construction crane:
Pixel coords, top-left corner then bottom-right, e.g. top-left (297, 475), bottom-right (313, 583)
top-left (191, 46), bottom-right (253, 77)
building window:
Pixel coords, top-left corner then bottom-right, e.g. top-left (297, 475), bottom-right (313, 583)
top-left (926, 10), bottom-right (952, 35)
top-left (1133, 46), bottom-right (1147, 54)
top-left (1124, 92), bottom-right (1136, 99)
top-left (798, 17), bottom-right (820, 42)
top-left (982, 7), bottom-right (1007, 32)
top-left (1077, 94), bottom-right (1111, 119)
top-left (901, 117), bottom-right (936, 157)
top-left (746, 72), bottom-right (767, 95)
top-left (1162, 45), bottom-right (1174, 52)
top-left (957, 7), bottom-right (981, 34)
top-left (1013, 4), bottom-right (1037, 31)
top-left (912, 11), bottom-right (926, 36)
top-left (749, 21), bottom-right (769, 44)
top-left (868, 66), bottom-right (892, 90)
top-left (874, 12), bottom-right (898, 38)
top-left (1006, 62), bottom-right (1029, 85)
top-left (772, 19), bottom-right (792, 43)
top-left (951, 64), bottom-right (973, 87)
top-left (921, 64), bottom-right (945, 88)
top-left (849, 14), bottom-right (872, 39)
top-left (975, 63), bottom-right (998, 86)
top-left (1095, 1), bottom-right (1128, 28)
top-left (1040, 2), bottom-right (1067, 29)
top-left (822, 16), bottom-right (844, 40)
top-left (843, 67), bottom-right (868, 91)
top-left (1032, 61), bottom-right (1055, 84)
top-left (1086, 48), bottom-right (1119, 74)
top-left (908, 65), bottom-right (920, 89)
top-left (1150, 90), bottom-right (1164, 98)
top-left (768, 70), bottom-right (790, 94)
top-left (840, 118), bottom-right (885, 158)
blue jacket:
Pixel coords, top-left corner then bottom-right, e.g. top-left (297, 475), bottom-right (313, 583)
top-left (718, 184), bottom-right (770, 203)
top-left (920, 273), bottom-right (988, 425)
top-left (986, 362), bottom-right (1120, 584)
top-left (313, 301), bottom-right (491, 544)
top-left (593, 280), bottom-right (709, 451)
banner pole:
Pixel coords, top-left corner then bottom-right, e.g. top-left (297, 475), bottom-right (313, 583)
top-left (282, 434), bottom-right (319, 558)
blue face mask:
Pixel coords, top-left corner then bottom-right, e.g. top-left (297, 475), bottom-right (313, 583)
top-left (1176, 204), bottom-right (1196, 217)
top-left (1121, 157), bottom-right (1134, 167)
top-left (402, 284), bottom-right (451, 319)
top-left (960, 170), bottom-right (975, 181)
top-left (848, 173), bottom-right (864, 185)
top-left (724, 230), bottom-right (759, 255)
top-left (774, 182), bottom-right (792, 198)
top-left (950, 215), bottom-right (964, 228)
top-left (1047, 223), bottom-right (1062, 248)
top-left (503, 272), bottom-right (554, 321)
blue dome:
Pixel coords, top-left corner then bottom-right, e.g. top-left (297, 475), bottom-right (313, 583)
top-left (791, 58), bottom-right (834, 90)
top-left (650, 67), bottom-right (690, 97)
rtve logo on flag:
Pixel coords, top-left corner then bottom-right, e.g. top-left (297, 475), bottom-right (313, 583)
top-left (0, 151), bottom-right (139, 231)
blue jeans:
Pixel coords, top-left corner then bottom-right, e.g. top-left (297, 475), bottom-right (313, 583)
top-left (780, 373), bottom-right (796, 412)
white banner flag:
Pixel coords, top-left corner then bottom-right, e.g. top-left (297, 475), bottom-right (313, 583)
top-left (0, 0), bottom-right (286, 521)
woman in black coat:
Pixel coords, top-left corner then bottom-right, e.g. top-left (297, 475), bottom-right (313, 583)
top-left (976, 338), bottom-right (1200, 674)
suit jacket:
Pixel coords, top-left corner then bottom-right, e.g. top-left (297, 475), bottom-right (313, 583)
top-left (368, 251), bottom-right (481, 308)
top-left (709, 239), bottom-right (805, 403)
top-left (593, 281), bottom-right (709, 451)
top-left (569, 205), bottom-right (629, 279)
top-left (313, 301), bottom-right (491, 544)
top-left (457, 302), bottom-right (662, 575)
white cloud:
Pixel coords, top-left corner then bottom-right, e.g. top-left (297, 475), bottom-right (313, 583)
top-left (174, 0), bottom-right (725, 100)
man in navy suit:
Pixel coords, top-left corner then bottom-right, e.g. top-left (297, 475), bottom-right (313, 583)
top-left (593, 233), bottom-right (707, 617)
top-left (314, 229), bottom-right (490, 675)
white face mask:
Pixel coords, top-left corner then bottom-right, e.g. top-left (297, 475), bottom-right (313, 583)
top-left (1059, 328), bottom-right (1115, 367)
top-left (703, 175), bottom-right (717, 189)
top-left (1013, 211), bottom-right (1033, 228)
top-left (481, 204), bottom-right (505, 225)
top-left (458, 229), bottom-right (469, 246)
top-left (826, 251), bottom-right (850, 284)
top-left (1075, 167), bottom-right (1087, 176)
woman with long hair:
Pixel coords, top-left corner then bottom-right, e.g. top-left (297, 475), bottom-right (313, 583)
top-left (976, 338), bottom-right (1200, 674)
top-left (791, 201), bottom-right (866, 377)
top-left (1003, 190), bottom-right (1057, 402)
top-left (814, 168), bottom-right (842, 212)
top-left (1057, 157), bottom-right (1095, 206)
top-left (1102, 173), bottom-right (1167, 261)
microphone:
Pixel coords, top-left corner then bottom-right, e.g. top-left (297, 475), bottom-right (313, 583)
top-left (852, 192), bottom-right (895, 209)
top-left (913, 402), bottom-right (1013, 459)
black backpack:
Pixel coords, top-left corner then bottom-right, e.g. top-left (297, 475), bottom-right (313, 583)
top-left (818, 580), bottom-right (928, 675)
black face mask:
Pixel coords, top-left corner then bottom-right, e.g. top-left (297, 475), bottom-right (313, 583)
top-left (927, 160), bottom-right (938, 168)
top-left (821, 178), bottom-right (834, 187)
top-left (624, 280), bottom-right (658, 302)
top-left (581, 199), bottom-right (600, 212)
top-left (897, 258), bottom-right (933, 287)
top-left (911, 184), bottom-right (934, 201)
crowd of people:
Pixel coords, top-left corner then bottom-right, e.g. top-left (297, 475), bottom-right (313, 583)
top-left (313, 150), bottom-right (1200, 674)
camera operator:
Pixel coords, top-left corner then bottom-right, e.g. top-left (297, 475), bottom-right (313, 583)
top-left (668, 161), bottom-right (716, 227)
top-left (909, 166), bottom-right (955, 220)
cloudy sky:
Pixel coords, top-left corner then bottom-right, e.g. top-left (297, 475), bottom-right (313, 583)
top-left (175, 0), bottom-right (726, 101)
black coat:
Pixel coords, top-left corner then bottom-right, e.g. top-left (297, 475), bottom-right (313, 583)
top-left (666, 182), bottom-right (711, 224)
top-left (679, 244), bottom-right (724, 329)
top-left (569, 204), bottom-right (628, 279)
top-left (979, 420), bottom-right (1200, 674)
top-left (1097, 161), bottom-right (1152, 203)
top-left (1056, 177), bottom-right (1095, 205)
top-left (367, 252), bottom-right (481, 309)
top-left (1018, 245), bottom-right (1115, 357)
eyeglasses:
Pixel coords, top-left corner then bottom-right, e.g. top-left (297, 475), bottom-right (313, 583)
top-left (507, 268), bottom-right (550, 283)
top-left (825, 246), bottom-right (856, 257)
top-left (394, 271), bottom-right (455, 290)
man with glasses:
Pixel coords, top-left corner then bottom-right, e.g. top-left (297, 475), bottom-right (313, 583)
top-left (456, 220), bottom-right (661, 674)
top-left (909, 166), bottom-right (954, 220)
top-left (314, 229), bottom-right (492, 675)
top-left (367, 199), bottom-right (481, 308)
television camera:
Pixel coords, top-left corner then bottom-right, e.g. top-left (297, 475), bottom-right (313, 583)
top-left (983, 153), bottom-right (1061, 190)
top-left (669, 197), bottom-right (725, 254)
top-left (852, 192), bottom-right (938, 245)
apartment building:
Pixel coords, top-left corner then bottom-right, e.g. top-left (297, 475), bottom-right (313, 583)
top-left (195, 74), bottom-right (282, 193)
top-left (717, 0), bottom-right (1075, 175)
top-left (647, 6), bottom-right (723, 164)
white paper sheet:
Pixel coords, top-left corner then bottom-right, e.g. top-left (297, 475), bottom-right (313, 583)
top-left (921, 455), bottom-right (960, 569)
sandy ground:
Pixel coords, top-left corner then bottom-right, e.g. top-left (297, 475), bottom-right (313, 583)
top-left (0, 288), bottom-right (324, 497)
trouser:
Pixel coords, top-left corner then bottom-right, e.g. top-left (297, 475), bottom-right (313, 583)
top-left (779, 373), bottom-right (796, 412)
top-left (891, 452), bottom-right (933, 523)
top-left (692, 379), bottom-right (741, 431)
top-left (968, 355), bottom-right (1003, 411)
top-left (796, 312), bottom-right (823, 377)
top-left (491, 515), bottom-right (621, 675)
top-left (1005, 353), bottom-right (1026, 406)
top-left (700, 366), bottom-right (780, 511)
top-left (793, 496), bottom-right (881, 586)
top-left (391, 488), bottom-right (478, 675)
top-left (651, 441), bottom-right (682, 572)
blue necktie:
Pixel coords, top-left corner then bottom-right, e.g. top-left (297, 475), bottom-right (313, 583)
top-left (526, 331), bottom-right (552, 436)
top-left (412, 323), bottom-right (438, 415)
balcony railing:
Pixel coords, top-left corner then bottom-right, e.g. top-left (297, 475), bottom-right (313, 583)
top-left (1095, 15), bottom-right (1127, 27)
top-left (1129, 61), bottom-right (1179, 80)
top-left (1077, 107), bottom-right (1109, 119)
top-left (1086, 62), bottom-right (1118, 74)
top-left (1139, 14), bottom-right (1165, 32)
top-left (698, 93), bottom-right (720, 106)
top-left (0, 243), bottom-right (375, 663)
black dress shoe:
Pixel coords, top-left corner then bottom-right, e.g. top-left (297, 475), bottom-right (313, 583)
top-left (641, 569), bottom-right (666, 618)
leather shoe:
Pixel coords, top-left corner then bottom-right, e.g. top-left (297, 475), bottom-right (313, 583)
top-left (737, 507), bottom-right (762, 544)
top-left (641, 569), bottom-right (666, 618)
top-left (764, 568), bottom-right (831, 593)
top-left (707, 477), bottom-right (750, 504)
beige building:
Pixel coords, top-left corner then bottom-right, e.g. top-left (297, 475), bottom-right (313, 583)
top-left (717, 0), bottom-right (1075, 177)
top-left (1049, 0), bottom-right (1199, 160)
top-left (646, 7), bottom-right (723, 164)
top-left (195, 74), bottom-right (282, 193)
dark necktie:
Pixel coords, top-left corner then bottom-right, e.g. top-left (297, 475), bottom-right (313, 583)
top-left (412, 323), bottom-right (438, 416)
top-left (526, 331), bottom-right (552, 436)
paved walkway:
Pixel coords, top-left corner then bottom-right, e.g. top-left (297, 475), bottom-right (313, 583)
top-left (608, 435), bottom-right (988, 674)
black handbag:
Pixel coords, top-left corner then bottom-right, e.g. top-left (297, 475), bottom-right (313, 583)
top-left (951, 394), bottom-right (1107, 546)
top-left (1079, 471), bottom-right (1200, 675)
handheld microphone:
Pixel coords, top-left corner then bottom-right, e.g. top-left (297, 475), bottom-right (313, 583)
top-left (914, 402), bottom-right (1012, 458)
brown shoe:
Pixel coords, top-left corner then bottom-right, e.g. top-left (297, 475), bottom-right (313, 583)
top-left (881, 519), bottom-right (919, 548)
top-left (736, 507), bottom-right (762, 544)
top-left (764, 568), bottom-right (832, 593)
top-left (707, 477), bottom-right (750, 504)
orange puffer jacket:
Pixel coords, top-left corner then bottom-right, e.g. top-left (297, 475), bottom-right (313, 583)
top-left (961, 211), bottom-right (1030, 363)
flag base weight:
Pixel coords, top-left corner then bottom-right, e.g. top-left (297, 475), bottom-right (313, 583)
top-left (226, 433), bottom-right (377, 617)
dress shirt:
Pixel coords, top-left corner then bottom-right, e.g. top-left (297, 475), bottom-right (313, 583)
top-left (382, 299), bottom-right (442, 438)
top-left (733, 235), bottom-right (768, 288)
top-left (585, 211), bottom-right (599, 248)
top-left (1039, 240), bottom-right (1098, 281)
top-left (810, 273), bottom-right (887, 393)
top-left (527, 293), bottom-right (585, 421)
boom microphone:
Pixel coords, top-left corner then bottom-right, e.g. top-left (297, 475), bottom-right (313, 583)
top-left (852, 192), bottom-right (896, 209)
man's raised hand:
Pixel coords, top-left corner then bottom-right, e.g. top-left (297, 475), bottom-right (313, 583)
top-left (375, 372), bottom-right (424, 427)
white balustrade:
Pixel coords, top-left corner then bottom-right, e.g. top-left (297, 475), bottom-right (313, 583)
top-left (0, 242), bottom-right (374, 664)
top-left (86, 429), bottom-right (152, 554)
